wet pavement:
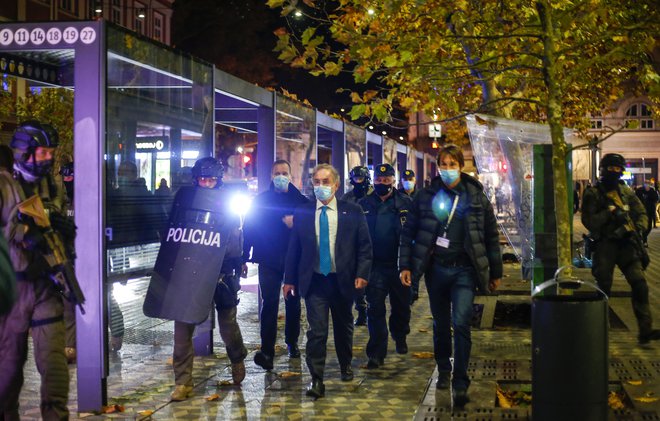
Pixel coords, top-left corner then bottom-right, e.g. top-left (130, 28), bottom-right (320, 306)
top-left (16, 215), bottom-right (660, 420)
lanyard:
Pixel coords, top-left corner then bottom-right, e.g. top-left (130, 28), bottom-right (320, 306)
top-left (441, 194), bottom-right (460, 238)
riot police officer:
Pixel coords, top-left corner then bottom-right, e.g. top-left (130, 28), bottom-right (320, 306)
top-left (359, 163), bottom-right (412, 368)
top-left (170, 157), bottom-right (248, 401)
top-left (582, 153), bottom-right (660, 344)
top-left (340, 165), bottom-right (372, 325)
top-left (341, 165), bottom-right (373, 204)
top-left (0, 121), bottom-right (70, 419)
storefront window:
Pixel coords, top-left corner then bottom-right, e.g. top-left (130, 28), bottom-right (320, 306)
top-left (275, 94), bottom-right (316, 196)
top-left (345, 123), bottom-right (366, 190)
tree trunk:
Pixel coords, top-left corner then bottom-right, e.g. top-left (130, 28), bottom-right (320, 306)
top-left (536, 1), bottom-right (572, 277)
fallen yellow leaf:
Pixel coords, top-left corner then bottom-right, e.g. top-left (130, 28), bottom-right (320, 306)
top-left (137, 410), bottom-right (154, 416)
top-left (497, 388), bottom-right (513, 408)
top-left (217, 380), bottom-right (233, 386)
top-left (102, 404), bottom-right (124, 414)
top-left (166, 357), bottom-right (173, 365)
top-left (206, 393), bottom-right (220, 401)
top-left (634, 396), bottom-right (659, 403)
top-left (608, 391), bottom-right (626, 410)
top-left (418, 328), bottom-right (429, 333)
top-left (412, 352), bottom-right (434, 359)
top-left (279, 371), bottom-right (301, 378)
top-left (627, 380), bottom-right (643, 386)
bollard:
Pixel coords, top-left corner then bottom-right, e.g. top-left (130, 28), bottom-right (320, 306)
top-left (531, 268), bottom-right (609, 421)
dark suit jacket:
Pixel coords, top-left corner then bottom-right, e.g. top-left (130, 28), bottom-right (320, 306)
top-left (285, 199), bottom-right (372, 300)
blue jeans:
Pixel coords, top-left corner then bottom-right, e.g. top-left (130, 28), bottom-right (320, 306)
top-left (426, 263), bottom-right (476, 390)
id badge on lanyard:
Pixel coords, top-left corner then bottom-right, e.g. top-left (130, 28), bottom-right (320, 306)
top-left (435, 195), bottom-right (459, 249)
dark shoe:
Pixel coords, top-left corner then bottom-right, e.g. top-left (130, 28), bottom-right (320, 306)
top-left (306, 379), bottom-right (325, 399)
top-left (354, 311), bottom-right (367, 326)
top-left (366, 357), bottom-right (383, 369)
top-left (395, 338), bottom-right (408, 354)
top-left (436, 372), bottom-right (450, 389)
top-left (231, 361), bottom-right (246, 385)
top-left (639, 329), bottom-right (660, 344)
top-left (340, 366), bottom-right (354, 381)
top-left (452, 389), bottom-right (470, 407)
top-left (410, 290), bottom-right (419, 305)
top-left (287, 344), bottom-right (301, 358)
top-left (253, 351), bottom-right (274, 370)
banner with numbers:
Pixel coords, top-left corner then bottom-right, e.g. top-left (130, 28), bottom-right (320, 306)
top-left (0, 23), bottom-right (98, 49)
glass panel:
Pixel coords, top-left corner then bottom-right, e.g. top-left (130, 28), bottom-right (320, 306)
top-left (104, 24), bottom-right (213, 351)
top-left (275, 94), bottom-right (316, 196)
top-left (345, 123), bottom-right (366, 191)
top-left (383, 137), bottom-right (397, 170)
top-left (626, 104), bottom-right (637, 116)
top-left (466, 114), bottom-right (577, 284)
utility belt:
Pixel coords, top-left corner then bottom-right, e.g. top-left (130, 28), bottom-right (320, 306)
top-left (432, 254), bottom-right (472, 268)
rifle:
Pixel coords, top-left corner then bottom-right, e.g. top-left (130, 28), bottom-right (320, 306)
top-left (18, 195), bottom-right (86, 313)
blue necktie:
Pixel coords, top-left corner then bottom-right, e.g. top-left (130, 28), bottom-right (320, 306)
top-left (319, 206), bottom-right (331, 276)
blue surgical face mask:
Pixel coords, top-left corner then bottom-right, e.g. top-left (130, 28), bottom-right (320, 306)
top-left (314, 185), bottom-right (333, 201)
top-left (440, 169), bottom-right (460, 186)
top-left (273, 175), bottom-right (290, 191)
top-left (402, 180), bottom-right (415, 191)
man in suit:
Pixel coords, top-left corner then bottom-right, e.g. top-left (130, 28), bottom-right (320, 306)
top-left (284, 164), bottom-right (373, 399)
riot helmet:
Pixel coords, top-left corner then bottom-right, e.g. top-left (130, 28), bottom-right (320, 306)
top-left (349, 165), bottom-right (371, 198)
top-left (10, 120), bottom-right (59, 179)
top-left (599, 153), bottom-right (626, 170)
top-left (192, 157), bottom-right (224, 189)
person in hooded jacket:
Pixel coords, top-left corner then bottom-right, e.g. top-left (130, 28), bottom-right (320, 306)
top-left (399, 143), bottom-right (502, 408)
top-left (244, 159), bottom-right (309, 370)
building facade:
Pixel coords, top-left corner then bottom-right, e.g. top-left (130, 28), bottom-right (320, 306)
top-left (0, 0), bottom-right (173, 45)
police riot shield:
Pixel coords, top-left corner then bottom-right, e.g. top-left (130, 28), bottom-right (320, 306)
top-left (143, 186), bottom-right (238, 324)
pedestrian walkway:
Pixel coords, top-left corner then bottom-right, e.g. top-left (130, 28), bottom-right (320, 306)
top-left (16, 215), bottom-right (660, 420)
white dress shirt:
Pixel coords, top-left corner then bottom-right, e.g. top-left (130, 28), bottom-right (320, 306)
top-left (315, 196), bottom-right (338, 273)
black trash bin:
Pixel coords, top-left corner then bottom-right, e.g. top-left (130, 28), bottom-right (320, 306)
top-left (532, 274), bottom-right (609, 421)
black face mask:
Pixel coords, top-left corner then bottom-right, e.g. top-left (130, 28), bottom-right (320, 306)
top-left (351, 182), bottom-right (368, 197)
top-left (374, 183), bottom-right (393, 196)
top-left (600, 170), bottom-right (621, 190)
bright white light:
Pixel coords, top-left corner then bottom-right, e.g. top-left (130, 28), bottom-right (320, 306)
top-left (382, 130), bottom-right (387, 135)
top-left (112, 282), bottom-right (138, 304)
top-left (156, 151), bottom-right (170, 159)
top-left (369, 125), bottom-right (374, 130)
top-left (182, 150), bottom-right (199, 160)
top-left (237, 146), bottom-right (244, 153)
top-left (367, 8), bottom-right (375, 15)
top-left (294, 10), bottom-right (302, 17)
top-left (230, 193), bottom-right (252, 216)
top-left (399, 136), bottom-right (404, 140)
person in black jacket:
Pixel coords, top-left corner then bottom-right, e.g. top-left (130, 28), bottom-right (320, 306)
top-left (399, 144), bottom-right (502, 408)
top-left (635, 181), bottom-right (659, 246)
top-left (340, 166), bottom-right (372, 326)
top-left (359, 164), bottom-right (412, 368)
top-left (244, 159), bottom-right (308, 370)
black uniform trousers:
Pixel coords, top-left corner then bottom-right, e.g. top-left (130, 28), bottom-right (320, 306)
top-left (258, 264), bottom-right (301, 357)
top-left (366, 262), bottom-right (411, 359)
top-left (304, 273), bottom-right (353, 380)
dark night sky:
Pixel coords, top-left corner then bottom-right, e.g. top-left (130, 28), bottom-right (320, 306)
top-left (171, 0), bottom-right (407, 138)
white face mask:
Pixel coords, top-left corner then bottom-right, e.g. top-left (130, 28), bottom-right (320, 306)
top-left (402, 180), bottom-right (415, 191)
top-left (273, 175), bottom-right (290, 191)
top-left (314, 185), bottom-right (333, 201)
